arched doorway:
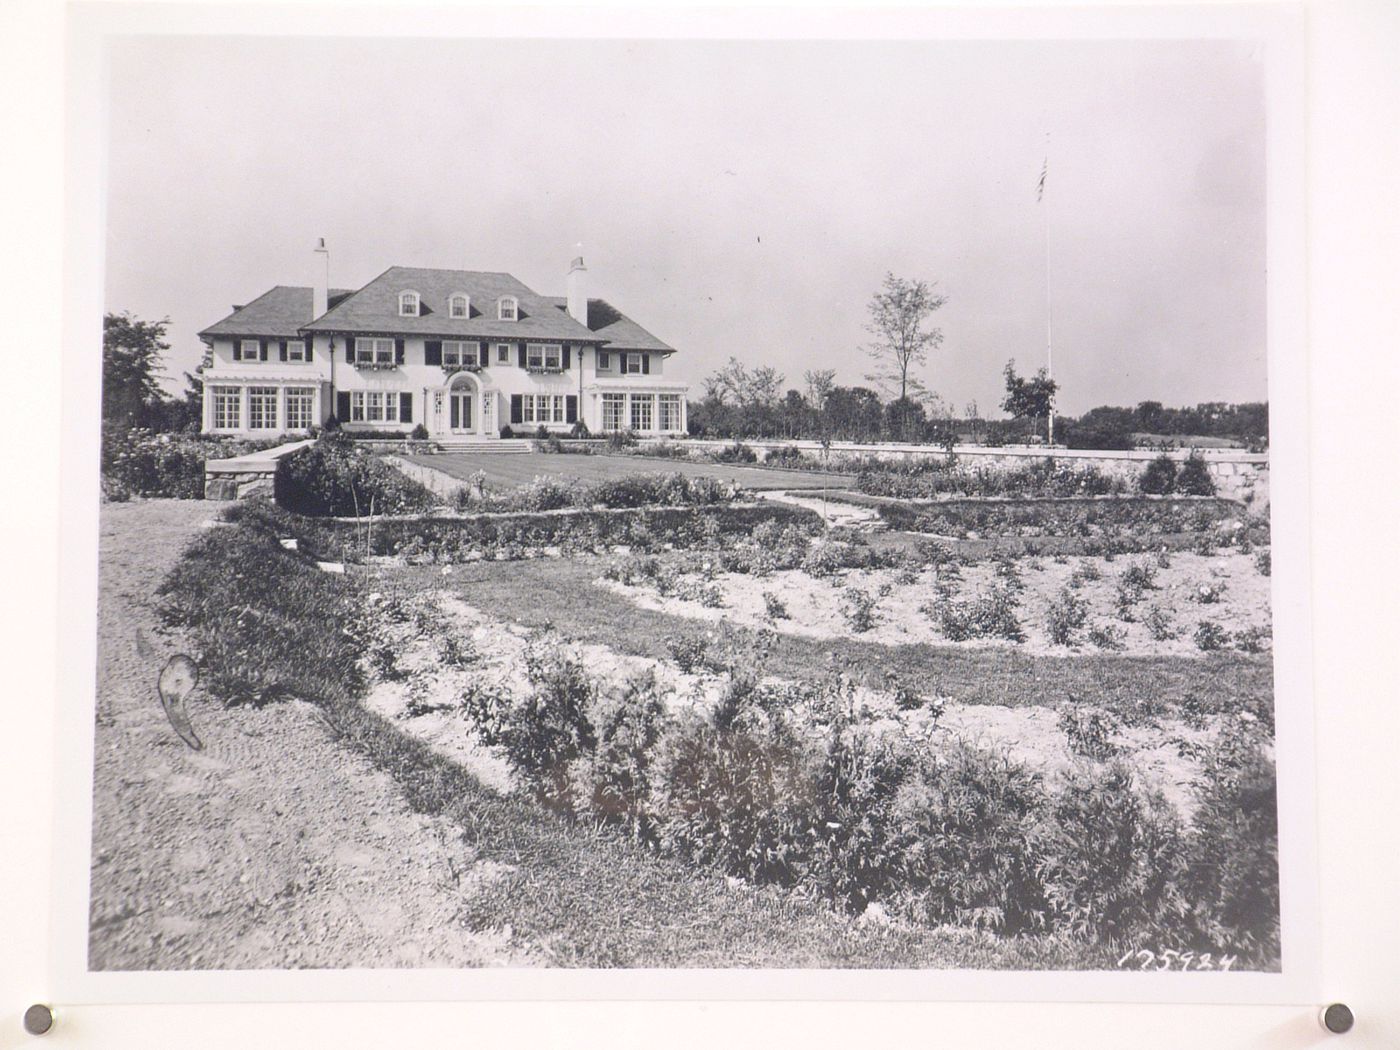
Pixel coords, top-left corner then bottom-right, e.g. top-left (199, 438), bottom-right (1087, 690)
top-left (448, 372), bottom-right (479, 434)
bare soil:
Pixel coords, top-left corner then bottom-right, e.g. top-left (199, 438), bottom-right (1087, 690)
top-left (89, 500), bottom-right (535, 969)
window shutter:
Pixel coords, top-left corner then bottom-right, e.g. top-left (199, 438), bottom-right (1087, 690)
top-left (259, 339), bottom-right (269, 362)
top-left (278, 340), bottom-right (288, 362)
top-left (562, 345), bottom-right (572, 369)
top-left (336, 392), bottom-right (351, 421)
top-left (511, 394), bottom-right (523, 424)
top-left (517, 344), bottom-right (526, 368)
top-left (425, 339), bottom-right (442, 366)
top-left (400, 392), bottom-right (412, 422)
top-left (395, 338), bottom-right (405, 365)
top-left (344, 338), bottom-right (354, 364)
top-left (566, 395), bottom-right (578, 424)
top-left (641, 353), bottom-right (650, 375)
top-left (305, 339), bottom-right (313, 362)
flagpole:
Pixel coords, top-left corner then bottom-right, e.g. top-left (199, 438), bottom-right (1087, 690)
top-left (1041, 132), bottom-right (1055, 446)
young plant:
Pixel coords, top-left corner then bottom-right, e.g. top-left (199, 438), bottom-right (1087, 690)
top-left (840, 587), bottom-right (881, 634)
top-left (1045, 585), bottom-right (1088, 647)
top-left (1194, 620), bottom-right (1230, 652)
top-left (1057, 704), bottom-right (1121, 761)
top-left (762, 591), bottom-right (790, 621)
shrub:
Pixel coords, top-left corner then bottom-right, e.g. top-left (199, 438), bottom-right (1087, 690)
top-left (1183, 726), bottom-right (1280, 963)
top-left (712, 440), bottom-right (758, 464)
top-left (1087, 622), bottom-right (1126, 650)
top-left (893, 742), bottom-right (1050, 933)
top-left (274, 432), bottom-right (436, 517)
top-left (1175, 453), bottom-right (1217, 496)
top-left (410, 423), bottom-right (430, 440)
top-left (1193, 582), bottom-right (1227, 604)
top-left (1194, 620), bottom-right (1229, 652)
top-left (762, 591), bottom-right (790, 620)
top-left (1068, 561), bottom-right (1101, 588)
top-left (586, 671), bottom-right (670, 842)
top-left (1233, 625), bottom-right (1271, 654)
top-left (1143, 605), bottom-right (1178, 641)
top-left (666, 634), bottom-right (710, 673)
top-left (840, 587), bottom-right (880, 633)
top-left (1058, 705), bottom-right (1121, 760)
top-left (1138, 454), bottom-right (1178, 495)
top-left (500, 425), bottom-right (514, 439)
top-left (1045, 585), bottom-right (1088, 646)
top-left (1038, 762), bottom-right (1186, 940)
top-left (102, 427), bottom-right (280, 500)
top-left (1254, 549), bottom-right (1272, 576)
top-left (925, 585), bottom-right (1024, 643)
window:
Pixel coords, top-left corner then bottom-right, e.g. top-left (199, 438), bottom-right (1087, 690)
top-left (248, 387), bottom-right (278, 430)
top-left (658, 394), bottom-right (682, 432)
top-left (496, 343), bottom-right (510, 364)
top-left (355, 338), bottom-right (395, 366)
top-left (626, 352), bottom-right (644, 374)
top-left (630, 394), bottom-right (653, 432)
top-left (449, 294), bottom-right (469, 319)
top-left (522, 394), bottom-right (566, 425)
top-left (526, 343), bottom-right (562, 370)
top-left (285, 387), bottom-right (314, 429)
top-left (497, 296), bottom-right (518, 321)
top-left (399, 291), bottom-right (420, 317)
top-left (598, 350), bottom-right (611, 370)
top-left (442, 341), bottom-right (480, 368)
top-left (213, 386), bottom-right (241, 429)
top-left (602, 393), bottom-right (625, 431)
top-left (236, 339), bottom-right (260, 362)
top-left (350, 391), bottom-right (399, 423)
top-left (286, 340), bottom-right (307, 362)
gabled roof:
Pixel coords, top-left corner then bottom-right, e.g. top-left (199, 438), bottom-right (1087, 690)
top-left (198, 285), bottom-right (353, 340)
top-left (300, 266), bottom-right (604, 342)
top-left (543, 297), bottom-right (675, 353)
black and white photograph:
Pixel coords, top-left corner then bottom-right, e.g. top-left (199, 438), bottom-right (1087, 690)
top-left (71, 9), bottom-right (1313, 996)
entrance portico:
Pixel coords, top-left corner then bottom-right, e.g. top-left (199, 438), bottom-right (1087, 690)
top-left (428, 370), bottom-right (494, 438)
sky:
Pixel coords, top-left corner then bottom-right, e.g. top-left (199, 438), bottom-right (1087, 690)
top-left (103, 35), bottom-right (1267, 417)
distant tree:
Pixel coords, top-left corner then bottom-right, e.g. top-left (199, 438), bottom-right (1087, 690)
top-left (803, 368), bottom-right (837, 411)
top-left (823, 386), bottom-right (884, 442)
top-left (1134, 400), bottom-right (1166, 433)
top-left (1000, 359), bottom-right (1058, 434)
top-left (884, 396), bottom-right (926, 443)
top-left (862, 273), bottom-right (947, 403)
top-left (103, 311), bottom-right (173, 428)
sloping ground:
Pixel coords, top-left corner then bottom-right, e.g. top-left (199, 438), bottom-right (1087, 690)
top-left (404, 451), bottom-right (855, 491)
top-left (90, 500), bottom-right (534, 969)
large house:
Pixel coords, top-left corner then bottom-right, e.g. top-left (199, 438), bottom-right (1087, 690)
top-left (197, 245), bottom-right (688, 439)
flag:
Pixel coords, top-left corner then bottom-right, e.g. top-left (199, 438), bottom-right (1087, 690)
top-left (1037, 155), bottom-right (1048, 202)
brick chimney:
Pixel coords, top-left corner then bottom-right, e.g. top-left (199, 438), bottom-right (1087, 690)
top-left (312, 237), bottom-right (329, 319)
top-left (566, 253), bottom-right (588, 327)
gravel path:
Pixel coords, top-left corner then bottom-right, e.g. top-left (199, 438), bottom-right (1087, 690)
top-left (89, 499), bottom-right (533, 970)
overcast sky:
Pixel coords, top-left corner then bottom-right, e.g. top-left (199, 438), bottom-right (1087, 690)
top-left (104, 35), bottom-right (1266, 416)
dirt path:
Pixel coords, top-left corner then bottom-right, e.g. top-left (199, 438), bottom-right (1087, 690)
top-left (89, 499), bottom-right (534, 970)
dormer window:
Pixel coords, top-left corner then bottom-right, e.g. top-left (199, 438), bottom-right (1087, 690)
top-left (399, 291), bottom-right (420, 317)
top-left (497, 296), bottom-right (518, 321)
top-left (449, 294), bottom-right (469, 319)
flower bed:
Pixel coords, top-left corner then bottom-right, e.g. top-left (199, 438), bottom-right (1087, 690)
top-left (452, 471), bottom-right (741, 514)
top-left (101, 427), bottom-right (283, 500)
top-left (235, 497), bottom-right (822, 565)
top-left (274, 433), bottom-right (437, 517)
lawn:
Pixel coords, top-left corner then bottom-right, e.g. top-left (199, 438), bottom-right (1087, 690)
top-left (405, 451), bottom-right (855, 491)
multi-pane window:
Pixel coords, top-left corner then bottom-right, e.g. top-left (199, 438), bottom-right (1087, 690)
top-left (522, 394), bottom-right (566, 424)
top-left (236, 339), bottom-right (260, 362)
top-left (449, 294), bottom-right (469, 318)
top-left (213, 386), bottom-right (241, 429)
top-left (498, 297), bottom-right (518, 321)
top-left (399, 291), bottom-right (419, 316)
top-left (602, 393), bottom-right (625, 431)
top-left (658, 395), bottom-right (682, 432)
top-left (442, 341), bottom-right (480, 368)
top-left (526, 343), bottom-right (563, 369)
top-left (496, 343), bottom-right (510, 364)
top-left (248, 387), bottom-right (278, 430)
top-left (630, 394), bottom-right (654, 432)
top-left (285, 387), bottom-right (314, 429)
top-left (355, 338), bottom-right (395, 366)
top-left (350, 391), bottom-right (400, 423)
top-left (286, 340), bottom-right (307, 362)
top-left (626, 352), bottom-right (644, 374)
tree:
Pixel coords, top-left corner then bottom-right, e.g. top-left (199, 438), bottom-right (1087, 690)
top-left (103, 311), bottom-right (173, 428)
top-left (803, 368), bottom-right (836, 411)
top-left (1000, 359), bottom-right (1058, 435)
top-left (862, 273), bottom-right (947, 403)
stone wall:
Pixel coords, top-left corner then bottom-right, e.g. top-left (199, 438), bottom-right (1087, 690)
top-left (656, 438), bottom-right (1269, 507)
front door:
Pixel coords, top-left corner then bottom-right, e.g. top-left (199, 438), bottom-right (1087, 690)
top-left (450, 388), bottom-right (474, 433)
